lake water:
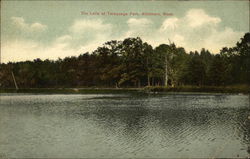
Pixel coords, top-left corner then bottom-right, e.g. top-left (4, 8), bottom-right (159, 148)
top-left (0, 93), bottom-right (249, 158)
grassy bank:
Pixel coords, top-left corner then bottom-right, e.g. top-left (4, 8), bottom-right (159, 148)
top-left (144, 85), bottom-right (250, 94)
top-left (0, 85), bottom-right (249, 94)
top-left (0, 88), bottom-right (141, 94)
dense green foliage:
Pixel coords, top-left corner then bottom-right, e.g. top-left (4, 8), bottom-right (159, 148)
top-left (0, 33), bottom-right (249, 88)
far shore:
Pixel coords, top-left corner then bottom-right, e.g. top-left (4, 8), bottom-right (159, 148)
top-left (0, 85), bottom-right (249, 94)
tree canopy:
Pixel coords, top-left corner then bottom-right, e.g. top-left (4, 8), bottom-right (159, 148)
top-left (0, 33), bottom-right (249, 88)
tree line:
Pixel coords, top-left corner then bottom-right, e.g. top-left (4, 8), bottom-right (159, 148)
top-left (0, 33), bottom-right (249, 88)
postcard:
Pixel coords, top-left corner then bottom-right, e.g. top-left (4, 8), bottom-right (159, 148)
top-left (0, 0), bottom-right (249, 158)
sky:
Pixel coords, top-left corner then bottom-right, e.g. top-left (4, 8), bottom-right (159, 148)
top-left (1, 0), bottom-right (249, 63)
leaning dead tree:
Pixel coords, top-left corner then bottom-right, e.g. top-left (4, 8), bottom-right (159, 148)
top-left (11, 71), bottom-right (19, 90)
top-left (165, 39), bottom-right (173, 87)
top-left (0, 54), bottom-right (19, 90)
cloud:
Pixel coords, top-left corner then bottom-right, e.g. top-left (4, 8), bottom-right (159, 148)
top-left (2, 9), bottom-right (245, 62)
top-left (172, 34), bottom-right (186, 46)
top-left (1, 39), bottom-right (77, 62)
top-left (185, 9), bottom-right (221, 28)
top-left (11, 16), bottom-right (47, 32)
top-left (124, 18), bottom-right (154, 38)
top-left (68, 19), bottom-right (113, 48)
top-left (69, 19), bottom-right (112, 34)
top-left (160, 17), bottom-right (179, 31)
top-left (1, 19), bottom-right (114, 62)
top-left (156, 9), bottom-right (243, 53)
top-left (204, 27), bottom-right (243, 51)
top-left (121, 9), bottom-right (243, 53)
top-left (1, 40), bottom-right (42, 62)
top-left (70, 10), bottom-right (241, 54)
top-left (127, 18), bottom-right (152, 28)
top-left (55, 35), bottom-right (72, 44)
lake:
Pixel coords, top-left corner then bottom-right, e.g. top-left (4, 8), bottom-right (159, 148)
top-left (0, 93), bottom-right (249, 158)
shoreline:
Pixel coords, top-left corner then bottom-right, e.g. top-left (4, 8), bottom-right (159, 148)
top-left (144, 86), bottom-right (250, 94)
top-left (0, 86), bottom-right (249, 94)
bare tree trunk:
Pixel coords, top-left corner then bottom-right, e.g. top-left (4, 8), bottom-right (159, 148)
top-left (165, 56), bottom-right (168, 87)
top-left (11, 71), bottom-right (19, 90)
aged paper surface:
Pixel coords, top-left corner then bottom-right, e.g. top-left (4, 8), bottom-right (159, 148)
top-left (0, 0), bottom-right (249, 158)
